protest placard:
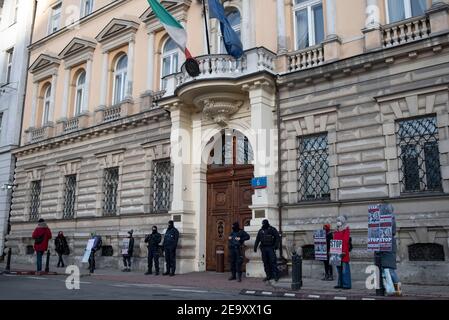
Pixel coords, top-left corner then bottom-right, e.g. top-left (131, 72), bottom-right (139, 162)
top-left (314, 229), bottom-right (328, 261)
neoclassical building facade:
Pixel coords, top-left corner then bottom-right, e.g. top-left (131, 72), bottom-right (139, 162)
top-left (6, 0), bottom-right (449, 284)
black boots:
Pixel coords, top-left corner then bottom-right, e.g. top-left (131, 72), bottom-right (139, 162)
top-left (145, 270), bottom-right (152, 275)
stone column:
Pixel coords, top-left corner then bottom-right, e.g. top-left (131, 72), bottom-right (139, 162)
top-left (244, 82), bottom-right (279, 277)
top-left (366, 0), bottom-right (380, 28)
top-left (146, 31), bottom-right (155, 91)
top-left (126, 36), bottom-right (135, 99)
top-left (323, 0), bottom-right (341, 61)
top-left (60, 68), bottom-right (70, 119)
top-left (48, 73), bottom-right (57, 123)
top-left (83, 57), bottom-right (93, 112)
top-left (99, 52), bottom-right (109, 107)
top-left (242, 0), bottom-right (251, 50)
top-left (363, 0), bottom-right (383, 51)
top-left (325, 0), bottom-right (337, 39)
top-left (276, 0), bottom-right (287, 53)
top-left (169, 103), bottom-right (193, 214)
top-left (29, 82), bottom-right (39, 127)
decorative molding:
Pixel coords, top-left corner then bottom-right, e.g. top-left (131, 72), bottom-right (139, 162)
top-left (59, 37), bottom-right (97, 60)
top-left (193, 93), bottom-right (245, 126)
top-left (29, 53), bottom-right (60, 78)
top-left (140, 0), bottom-right (191, 33)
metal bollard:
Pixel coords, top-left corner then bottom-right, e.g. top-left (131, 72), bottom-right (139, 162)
top-left (45, 250), bottom-right (50, 272)
top-left (5, 248), bottom-right (12, 272)
top-left (291, 252), bottom-right (302, 290)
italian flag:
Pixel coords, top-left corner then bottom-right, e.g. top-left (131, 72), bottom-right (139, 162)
top-left (146, 0), bottom-right (192, 59)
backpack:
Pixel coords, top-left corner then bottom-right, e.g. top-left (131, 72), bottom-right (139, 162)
top-left (349, 237), bottom-right (353, 252)
top-left (35, 234), bottom-right (45, 245)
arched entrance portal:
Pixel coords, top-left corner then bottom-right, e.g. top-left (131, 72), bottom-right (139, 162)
top-left (206, 129), bottom-right (254, 271)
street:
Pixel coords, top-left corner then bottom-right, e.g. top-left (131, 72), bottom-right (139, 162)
top-left (0, 273), bottom-right (288, 300)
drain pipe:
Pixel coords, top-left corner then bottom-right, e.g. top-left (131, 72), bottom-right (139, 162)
top-left (275, 82), bottom-right (284, 259)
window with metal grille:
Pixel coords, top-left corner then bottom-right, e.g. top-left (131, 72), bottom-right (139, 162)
top-left (397, 116), bottom-right (442, 193)
top-left (29, 180), bottom-right (41, 221)
top-left (151, 159), bottom-right (171, 213)
top-left (298, 134), bottom-right (330, 201)
top-left (102, 167), bottom-right (119, 216)
top-left (63, 175), bottom-right (76, 219)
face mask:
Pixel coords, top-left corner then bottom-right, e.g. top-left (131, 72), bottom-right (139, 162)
top-left (152, 229), bottom-right (157, 233)
top-left (337, 221), bottom-right (342, 227)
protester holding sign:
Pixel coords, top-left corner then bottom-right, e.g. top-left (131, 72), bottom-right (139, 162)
top-left (332, 215), bottom-right (351, 289)
top-left (371, 204), bottom-right (402, 296)
top-left (322, 224), bottom-right (333, 281)
top-left (122, 230), bottom-right (134, 272)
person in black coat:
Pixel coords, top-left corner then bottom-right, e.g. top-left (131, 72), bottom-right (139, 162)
top-left (322, 224), bottom-right (334, 281)
top-left (254, 219), bottom-right (280, 282)
top-left (54, 231), bottom-right (69, 268)
top-left (144, 226), bottom-right (162, 275)
top-left (122, 230), bottom-right (134, 272)
top-left (163, 220), bottom-right (179, 276)
top-left (228, 222), bottom-right (250, 282)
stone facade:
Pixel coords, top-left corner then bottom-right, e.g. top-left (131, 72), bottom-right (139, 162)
top-left (5, 0), bottom-right (449, 285)
top-left (0, 0), bottom-right (36, 256)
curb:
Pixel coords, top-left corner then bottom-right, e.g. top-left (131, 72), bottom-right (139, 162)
top-left (239, 289), bottom-right (383, 300)
top-left (1, 270), bottom-right (60, 276)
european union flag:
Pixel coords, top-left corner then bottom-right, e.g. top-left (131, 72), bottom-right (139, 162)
top-left (208, 0), bottom-right (244, 59)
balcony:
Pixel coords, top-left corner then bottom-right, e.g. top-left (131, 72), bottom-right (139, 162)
top-left (161, 47), bottom-right (277, 97)
top-left (287, 44), bottom-right (325, 72)
top-left (382, 15), bottom-right (431, 48)
top-left (26, 125), bottom-right (54, 144)
top-left (63, 117), bottom-right (79, 132)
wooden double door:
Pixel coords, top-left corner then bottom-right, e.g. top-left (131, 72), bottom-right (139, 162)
top-left (206, 165), bottom-right (254, 271)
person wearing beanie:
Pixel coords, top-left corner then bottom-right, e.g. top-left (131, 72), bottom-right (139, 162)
top-left (228, 222), bottom-right (250, 282)
top-left (144, 226), bottom-right (162, 275)
top-left (31, 218), bottom-right (52, 274)
top-left (122, 230), bottom-right (134, 272)
top-left (254, 219), bottom-right (281, 282)
top-left (333, 215), bottom-right (351, 289)
top-left (163, 220), bottom-right (179, 276)
top-left (322, 224), bottom-right (333, 281)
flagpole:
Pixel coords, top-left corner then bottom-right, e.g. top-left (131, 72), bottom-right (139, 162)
top-left (202, 0), bottom-right (211, 56)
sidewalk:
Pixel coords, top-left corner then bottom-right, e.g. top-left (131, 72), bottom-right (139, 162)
top-left (2, 262), bottom-right (448, 299)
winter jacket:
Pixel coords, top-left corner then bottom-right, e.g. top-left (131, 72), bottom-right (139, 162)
top-left (374, 217), bottom-right (397, 269)
top-left (32, 222), bottom-right (52, 252)
top-left (163, 227), bottom-right (179, 250)
top-left (333, 227), bottom-right (350, 263)
top-left (145, 232), bottom-right (162, 249)
top-left (228, 229), bottom-right (250, 249)
top-left (326, 231), bottom-right (333, 258)
top-left (55, 235), bottom-right (69, 255)
top-left (254, 226), bottom-right (280, 250)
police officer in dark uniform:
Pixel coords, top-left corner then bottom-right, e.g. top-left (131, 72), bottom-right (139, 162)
top-left (254, 219), bottom-right (280, 281)
top-left (163, 220), bottom-right (179, 276)
top-left (144, 226), bottom-right (162, 275)
top-left (228, 222), bottom-right (250, 282)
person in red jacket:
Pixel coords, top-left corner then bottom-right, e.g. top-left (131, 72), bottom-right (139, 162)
top-left (333, 215), bottom-right (351, 289)
top-left (32, 218), bottom-right (52, 273)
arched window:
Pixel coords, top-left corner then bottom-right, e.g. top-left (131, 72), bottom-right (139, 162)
top-left (161, 38), bottom-right (179, 89)
top-left (74, 71), bottom-right (86, 115)
top-left (208, 129), bottom-right (253, 166)
top-left (42, 85), bottom-right (51, 126)
top-left (219, 7), bottom-right (241, 54)
top-left (113, 54), bottom-right (128, 105)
